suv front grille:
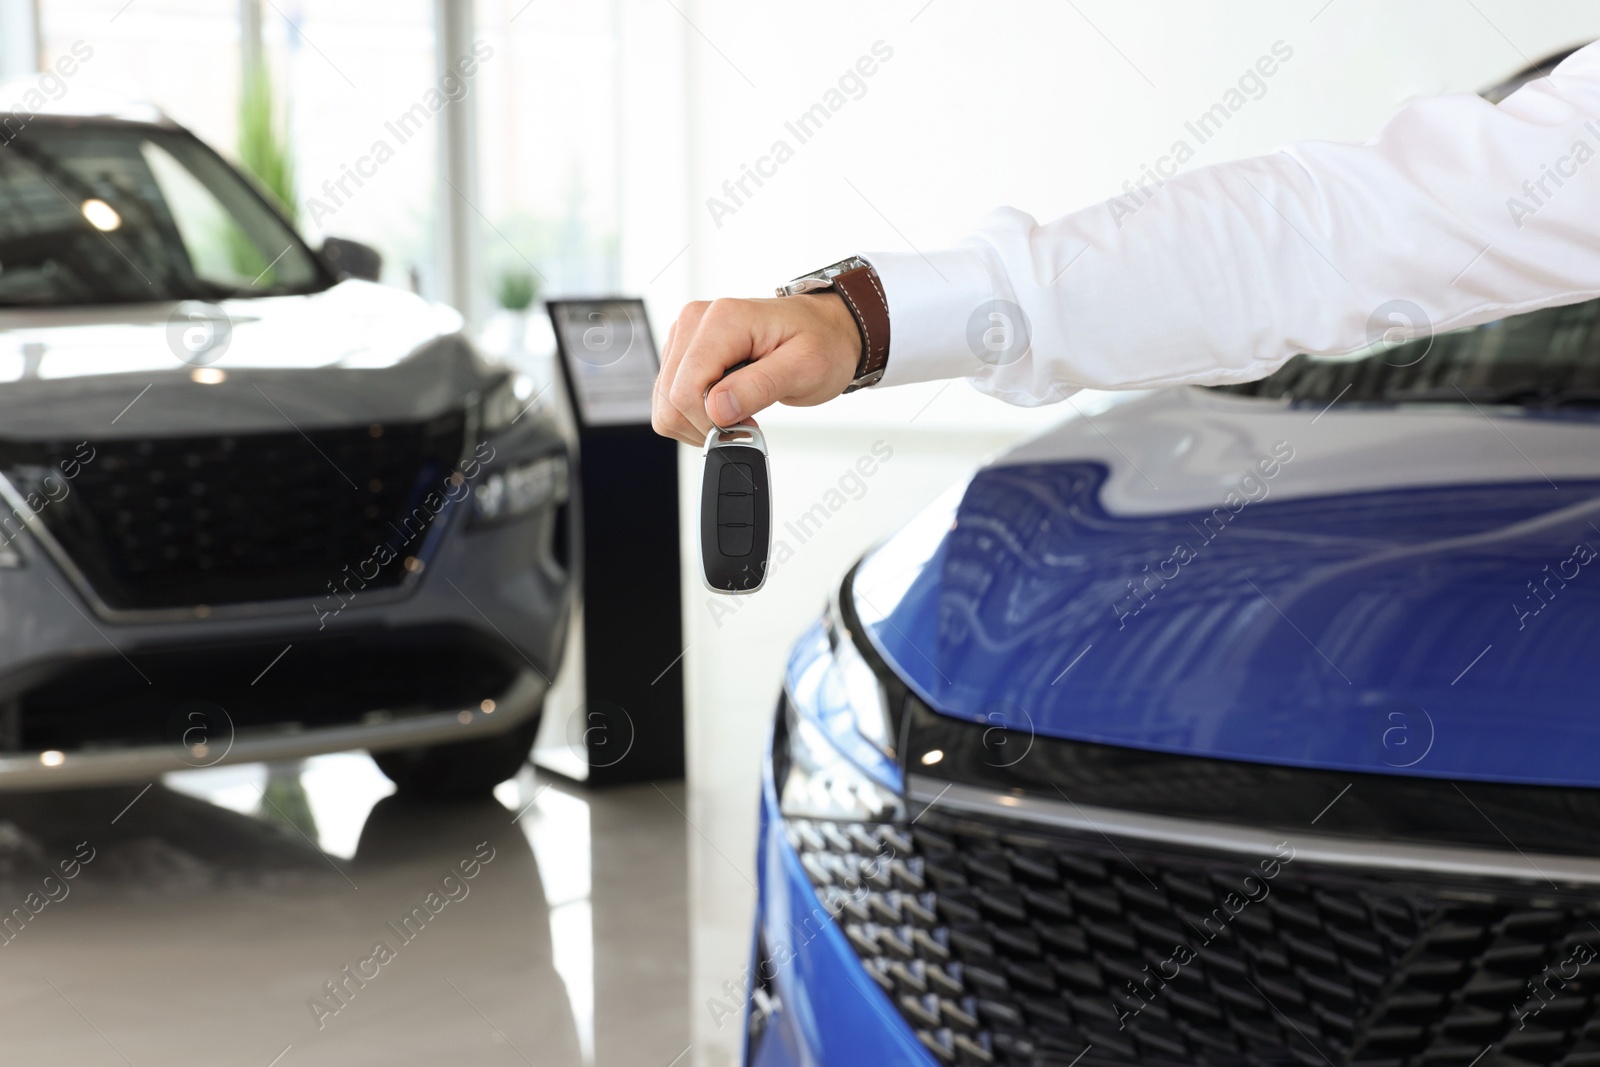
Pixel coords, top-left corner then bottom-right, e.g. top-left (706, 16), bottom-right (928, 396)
top-left (786, 807), bottom-right (1600, 1067)
top-left (0, 412), bottom-right (467, 610)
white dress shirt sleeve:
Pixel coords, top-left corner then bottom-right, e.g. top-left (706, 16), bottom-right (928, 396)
top-left (861, 41), bottom-right (1600, 406)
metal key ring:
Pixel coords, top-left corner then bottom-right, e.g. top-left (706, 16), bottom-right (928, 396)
top-left (703, 423), bottom-right (765, 455)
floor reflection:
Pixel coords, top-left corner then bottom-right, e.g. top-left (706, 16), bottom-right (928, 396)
top-left (0, 755), bottom-right (690, 1067)
top-left (520, 784), bottom-right (596, 1063)
top-left (162, 754), bottom-right (396, 860)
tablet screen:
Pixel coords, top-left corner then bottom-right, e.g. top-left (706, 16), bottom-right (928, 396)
top-left (548, 299), bottom-right (659, 428)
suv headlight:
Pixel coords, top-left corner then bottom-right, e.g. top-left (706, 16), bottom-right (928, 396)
top-left (824, 596), bottom-right (895, 757)
top-left (471, 455), bottom-right (568, 526)
top-left (481, 373), bottom-right (539, 432)
top-left (777, 598), bottom-right (904, 823)
top-left (780, 704), bottom-right (904, 822)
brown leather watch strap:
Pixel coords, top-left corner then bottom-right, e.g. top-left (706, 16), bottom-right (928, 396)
top-left (830, 264), bottom-right (891, 391)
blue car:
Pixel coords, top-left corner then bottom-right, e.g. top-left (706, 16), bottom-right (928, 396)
top-left (745, 57), bottom-right (1600, 1067)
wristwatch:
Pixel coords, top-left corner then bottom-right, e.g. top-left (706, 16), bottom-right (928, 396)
top-left (777, 257), bottom-right (891, 392)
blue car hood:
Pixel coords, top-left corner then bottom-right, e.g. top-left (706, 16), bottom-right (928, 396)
top-left (856, 388), bottom-right (1600, 787)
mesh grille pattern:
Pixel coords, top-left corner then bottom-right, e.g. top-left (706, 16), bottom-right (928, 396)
top-left (784, 808), bottom-right (1600, 1067)
top-left (2, 414), bottom-right (466, 609)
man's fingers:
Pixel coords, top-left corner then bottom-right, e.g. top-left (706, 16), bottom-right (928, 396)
top-left (653, 302), bottom-right (712, 440)
top-left (652, 292), bottom-right (860, 444)
top-left (669, 299), bottom-right (759, 434)
top-left (652, 316), bottom-right (704, 445)
top-left (661, 319), bottom-right (679, 371)
top-left (650, 403), bottom-right (704, 446)
top-left (654, 321), bottom-right (680, 423)
top-left (657, 303), bottom-right (703, 386)
top-left (706, 357), bottom-right (785, 427)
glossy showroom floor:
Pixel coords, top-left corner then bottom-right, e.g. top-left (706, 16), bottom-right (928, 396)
top-left (0, 761), bottom-right (691, 1066)
top-left (0, 414), bottom-right (1046, 1067)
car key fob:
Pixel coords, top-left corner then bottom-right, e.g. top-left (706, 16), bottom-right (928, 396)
top-left (700, 424), bottom-right (770, 594)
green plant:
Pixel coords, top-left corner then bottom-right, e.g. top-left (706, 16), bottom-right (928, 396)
top-left (227, 63), bottom-right (296, 282)
top-left (239, 64), bottom-right (295, 219)
top-left (258, 763), bottom-right (319, 842)
top-left (495, 267), bottom-right (538, 312)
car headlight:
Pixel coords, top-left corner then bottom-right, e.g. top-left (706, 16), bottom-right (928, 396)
top-left (0, 468), bottom-right (50, 568)
top-left (778, 603), bottom-right (904, 823)
top-left (480, 373), bottom-right (539, 432)
top-left (471, 455), bottom-right (568, 526)
top-left (780, 706), bottom-right (904, 822)
top-left (827, 597), bottom-right (895, 757)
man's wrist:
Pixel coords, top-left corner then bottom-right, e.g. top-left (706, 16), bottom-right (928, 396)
top-left (790, 292), bottom-right (865, 392)
top-left (778, 258), bottom-right (891, 391)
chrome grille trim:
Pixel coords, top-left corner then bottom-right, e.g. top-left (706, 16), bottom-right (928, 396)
top-left (909, 774), bottom-right (1600, 886)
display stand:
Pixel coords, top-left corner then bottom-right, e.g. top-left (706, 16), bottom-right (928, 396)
top-left (535, 299), bottom-right (685, 785)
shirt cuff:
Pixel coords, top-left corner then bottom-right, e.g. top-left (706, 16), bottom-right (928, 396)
top-left (857, 247), bottom-right (999, 389)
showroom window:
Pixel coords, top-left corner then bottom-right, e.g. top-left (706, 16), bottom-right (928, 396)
top-left (39, 0), bottom-right (437, 294)
top-left (472, 0), bottom-right (621, 302)
top-left (39, 0), bottom-right (620, 314)
top-left (255, 0), bottom-right (440, 291)
top-left (37, 0), bottom-right (241, 148)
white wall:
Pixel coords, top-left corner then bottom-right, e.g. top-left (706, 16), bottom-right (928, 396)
top-left (631, 5), bottom-right (1600, 1064)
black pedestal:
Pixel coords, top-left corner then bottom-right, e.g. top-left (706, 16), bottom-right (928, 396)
top-left (561, 427), bottom-right (685, 784)
top-left (536, 298), bottom-right (685, 786)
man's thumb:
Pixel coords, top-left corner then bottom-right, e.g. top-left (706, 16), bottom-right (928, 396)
top-left (708, 359), bottom-right (783, 426)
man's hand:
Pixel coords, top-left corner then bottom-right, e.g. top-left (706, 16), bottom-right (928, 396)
top-left (651, 294), bottom-right (862, 446)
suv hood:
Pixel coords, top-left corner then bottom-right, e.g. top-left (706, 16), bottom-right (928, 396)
top-left (0, 281), bottom-right (493, 439)
top-left (857, 388), bottom-right (1600, 787)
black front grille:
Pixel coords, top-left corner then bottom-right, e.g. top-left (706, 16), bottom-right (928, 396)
top-left (786, 807), bottom-right (1600, 1067)
top-left (0, 413), bottom-right (466, 609)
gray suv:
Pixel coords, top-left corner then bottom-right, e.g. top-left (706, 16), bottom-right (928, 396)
top-left (0, 93), bottom-right (572, 796)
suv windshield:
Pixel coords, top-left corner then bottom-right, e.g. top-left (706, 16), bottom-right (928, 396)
top-left (0, 121), bottom-right (327, 306)
top-left (1215, 297), bottom-right (1600, 408)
